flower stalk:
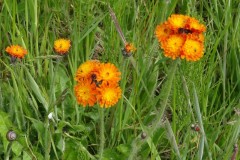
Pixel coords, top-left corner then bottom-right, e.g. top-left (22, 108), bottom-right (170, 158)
top-left (99, 107), bottom-right (105, 159)
top-left (128, 59), bottom-right (179, 159)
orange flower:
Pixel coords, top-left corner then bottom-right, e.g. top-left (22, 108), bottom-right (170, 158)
top-left (75, 60), bottom-right (100, 82)
top-left (74, 61), bottom-right (122, 108)
top-left (155, 22), bottom-right (172, 43)
top-left (122, 43), bottom-right (136, 57)
top-left (125, 43), bottom-right (136, 53)
top-left (5, 45), bottom-right (27, 59)
top-left (186, 17), bottom-right (206, 33)
top-left (54, 38), bottom-right (71, 54)
top-left (181, 38), bottom-right (204, 61)
top-left (155, 14), bottom-right (206, 61)
top-left (97, 63), bottom-right (121, 84)
top-left (167, 14), bottom-right (188, 31)
top-left (161, 35), bottom-right (185, 60)
top-left (187, 33), bottom-right (205, 43)
top-left (97, 83), bottom-right (122, 108)
top-left (74, 79), bottom-right (98, 107)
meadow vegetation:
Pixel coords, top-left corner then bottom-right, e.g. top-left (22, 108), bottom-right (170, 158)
top-left (0, 0), bottom-right (239, 159)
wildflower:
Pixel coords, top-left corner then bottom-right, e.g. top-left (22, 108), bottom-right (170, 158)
top-left (187, 33), bottom-right (205, 43)
top-left (155, 23), bottom-right (172, 43)
top-left (167, 14), bottom-right (188, 31)
top-left (186, 17), bottom-right (206, 33)
top-left (54, 38), bottom-right (71, 55)
top-left (155, 14), bottom-right (206, 61)
top-left (122, 43), bottom-right (136, 57)
top-left (97, 63), bottom-right (121, 84)
top-left (125, 43), bottom-right (136, 53)
top-left (74, 61), bottom-right (122, 108)
top-left (181, 38), bottom-right (204, 61)
top-left (74, 79), bottom-right (98, 107)
top-left (161, 35), bottom-right (185, 60)
top-left (75, 60), bottom-right (100, 82)
top-left (97, 82), bottom-right (122, 108)
top-left (5, 45), bottom-right (27, 59)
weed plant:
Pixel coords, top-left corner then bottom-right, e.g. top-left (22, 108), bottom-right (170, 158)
top-left (0, 0), bottom-right (239, 159)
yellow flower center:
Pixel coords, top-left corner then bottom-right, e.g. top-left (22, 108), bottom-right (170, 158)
top-left (102, 89), bottom-right (115, 101)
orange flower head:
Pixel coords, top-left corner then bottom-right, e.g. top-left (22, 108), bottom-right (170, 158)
top-left (167, 14), bottom-right (189, 31)
top-left (54, 38), bottom-right (71, 54)
top-left (181, 38), bottom-right (204, 61)
top-left (74, 79), bottom-right (98, 107)
top-left (161, 35), bottom-right (185, 60)
top-left (155, 22), bottom-right (173, 43)
top-left (97, 63), bottom-right (121, 84)
top-left (5, 45), bottom-right (27, 59)
top-left (75, 60), bottom-right (100, 82)
top-left (186, 17), bottom-right (206, 33)
top-left (122, 43), bottom-right (136, 57)
top-left (125, 43), bottom-right (136, 53)
top-left (187, 33), bottom-right (205, 43)
top-left (97, 83), bottom-right (122, 108)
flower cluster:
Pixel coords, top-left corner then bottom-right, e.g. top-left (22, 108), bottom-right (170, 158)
top-left (155, 14), bottom-right (206, 61)
top-left (74, 60), bottom-right (122, 108)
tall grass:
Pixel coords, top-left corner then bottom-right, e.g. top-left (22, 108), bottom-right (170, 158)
top-left (0, 0), bottom-right (239, 159)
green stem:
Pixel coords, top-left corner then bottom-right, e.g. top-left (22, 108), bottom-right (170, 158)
top-left (128, 59), bottom-right (179, 159)
top-left (54, 61), bottom-right (60, 121)
top-left (5, 143), bottom-right (13, 160)
top-left (99, 107), bottom-right (105, 159)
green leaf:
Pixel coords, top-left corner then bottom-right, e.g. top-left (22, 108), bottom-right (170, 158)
top-left (26, 117), bottom-right (45, 146)
top-left (23, 151), bottom-right (32, 160)
top-left (12, 141), bottom-right (23, 156)
top-left (12, 157), bottom-right (21, 160)
top-left (63, 139), bottom-right (94, 160)
top-left (102, 149), bottom-right (124, 160)
top-left (0, 111), bottom-right (11, 152)
top-left (71, 124), bottom-right (87, 132)
top-left (116, 144), bottom-right (131, 156)
top-left (25, 68), bottom-right (49, 111)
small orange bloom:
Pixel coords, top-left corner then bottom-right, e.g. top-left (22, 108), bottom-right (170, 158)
top-left (74, 79), bottom-right (98, 107)
top-left (187, 33), bottom-right (205, 43)
top-left (125, 43), bottom-right (136, 53)
top-left (122, 43), bottom-right (136, 57)
top-left (97, 63), bottom-right (121, 84)
top-left (54, 38), bottom-right (71, 54)
top-left (155, 22), bottom-right (173, 43)
top-left (97, 83), bottom-right (122, 108)
top-left (181, 38), bottom-right (204, 61)
top-left (5, 45), bottom-right (27, 59)
top-left (167, 14), bottom-right (188, 31)
top-left (161, 35), bottom-right (185, 60)
top-left (75, 60), bottom-right (100, 82)
top-left (186, 17), bottom-right (206, 33)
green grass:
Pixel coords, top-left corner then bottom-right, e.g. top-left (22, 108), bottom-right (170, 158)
top-left (0, 0), bottom-right (240, 159)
